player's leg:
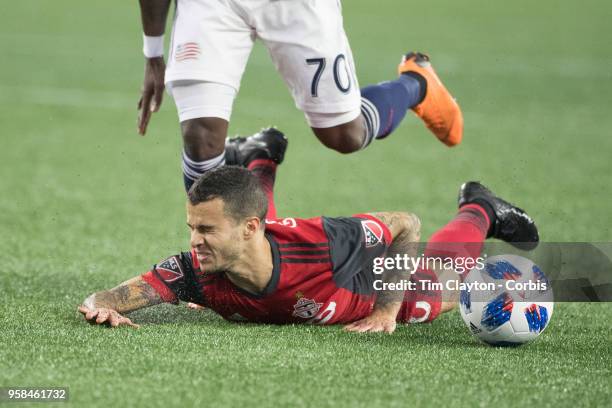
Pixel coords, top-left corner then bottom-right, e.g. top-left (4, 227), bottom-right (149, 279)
top-left (168, 82), bottom-right (234, 191)
top-left (398, 182), bottom-right (539, 323)
top-left (254, 0), bottom-right (362, 153)
top-left (313, 51), bottom-right (463, 152)
top-left (225, 128), bottom-right (288, 219)
top-left (165, 0), bottom-right (254, 191)
top-left (255, 0), bottom-right (462, 154)
top-left (310, 60), bottom-right (426, 153)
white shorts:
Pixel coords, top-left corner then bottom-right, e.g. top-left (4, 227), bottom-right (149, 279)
top-left (165, 0), bottom-right (362, 128)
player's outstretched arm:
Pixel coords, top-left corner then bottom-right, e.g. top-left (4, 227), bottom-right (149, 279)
top-left (137, 0), bottom-right (171, 135)
top-left (78, 276), bottom-right (163, 328)
top-left (344, 212), bottom-right (421, 334)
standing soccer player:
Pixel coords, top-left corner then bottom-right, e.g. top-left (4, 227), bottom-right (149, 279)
top-left (136, 0), bottom-right (463, 191)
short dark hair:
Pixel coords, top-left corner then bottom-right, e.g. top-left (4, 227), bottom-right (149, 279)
top-left (188, 166), bottom-right (268, 222)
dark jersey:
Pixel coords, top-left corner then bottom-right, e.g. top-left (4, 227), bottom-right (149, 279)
top-left (142, 214), bottom-right (440, 324)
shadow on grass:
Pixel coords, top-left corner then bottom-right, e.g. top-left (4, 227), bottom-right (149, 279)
top-left (135, 306), bottom-right (487, 348)
top-left (127, 303), bottom-right (223, 325)
top-left (128, 305), bottom-right (492, 347)
top-left (69, 302), bottom-right (523, 350)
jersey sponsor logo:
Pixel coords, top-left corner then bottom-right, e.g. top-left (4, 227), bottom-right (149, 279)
top-left (292, 297), bottom-right (323, 319)
top-left (266, 218), bottom-right (297, 228)
top-left (155, 256), bottom-right (184, 283)
top-left (361, 219), bottom-right (384, 248)
top-left (174, 42), bottom-right (201, 62)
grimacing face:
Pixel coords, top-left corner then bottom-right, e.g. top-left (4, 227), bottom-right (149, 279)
top-left (186, 198), bottom-right (244, 273)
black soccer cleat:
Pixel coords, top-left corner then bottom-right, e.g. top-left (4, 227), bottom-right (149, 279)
top-left (458, 181), bottom-right (539, 250)
top-left (225, 127), bottom-right (288, 168)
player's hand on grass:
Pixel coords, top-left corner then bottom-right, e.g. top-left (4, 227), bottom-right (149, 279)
top-left (137, 56), bottom-right (166, 136)
top-left (78, 305), bottom-right (140, 329)
top-left (344, 310), bottom-right (397, 334)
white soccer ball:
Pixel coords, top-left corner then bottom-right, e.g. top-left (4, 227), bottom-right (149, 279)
top-left (459, 254), bottom-right (554, 346)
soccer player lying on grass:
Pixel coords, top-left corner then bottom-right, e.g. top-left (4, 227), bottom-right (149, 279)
top-left (78, 140), bottom-right (538, 333)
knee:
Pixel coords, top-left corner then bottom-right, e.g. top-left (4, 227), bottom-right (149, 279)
top-left (312, 120), bottom-right (365, 154)
top-left (323, 133), bottom-right (363, 154)
top-left (181, 118), bottom-right (228, 161)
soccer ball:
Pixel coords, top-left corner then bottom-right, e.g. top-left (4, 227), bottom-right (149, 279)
top-left (459, 254), bottom-right (554, 346)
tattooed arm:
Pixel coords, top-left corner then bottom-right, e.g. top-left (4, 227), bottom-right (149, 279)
top-left (78, 276), bottom-right (163, 328)
top-left (344, 211), bottom-right (420, 334)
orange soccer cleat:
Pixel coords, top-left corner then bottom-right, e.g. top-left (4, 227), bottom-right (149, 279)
top-left (398, 52), bottom-right (463, 146)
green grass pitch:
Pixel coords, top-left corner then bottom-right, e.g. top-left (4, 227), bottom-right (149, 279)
top-left (1, 0), bottom-right (611, 406)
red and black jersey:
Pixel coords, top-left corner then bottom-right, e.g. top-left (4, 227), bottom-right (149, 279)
top-left (142, 214), bottom-right (441, 325)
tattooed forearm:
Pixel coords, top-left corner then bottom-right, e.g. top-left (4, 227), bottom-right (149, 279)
top-left (369, 212), bottom-right (421, 312)
top-left (84, 276), bottom-right (162, 314)
top-left (369, 212), bottom-right (421, 239)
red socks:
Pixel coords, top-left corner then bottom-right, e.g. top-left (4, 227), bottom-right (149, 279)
top-left (399, 204), bottom-right (491, 323)
top-left (247, 159), bottom-right (278, 219)
top-left (425, 204), bottom-right (490, 260)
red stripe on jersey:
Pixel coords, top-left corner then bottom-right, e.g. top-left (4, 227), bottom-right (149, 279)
top-left (176, 52), bottom-right (200, 57)
top-left (281, 258), bottom-right (331, 264)
top-left (280, 250), bottom-right (329, 256)
top-left (176, 55), bottom-right (200, 61)
top-left (278, 242), bottom-right (329, 248)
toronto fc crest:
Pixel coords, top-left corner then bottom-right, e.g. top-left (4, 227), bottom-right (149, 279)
top-left (292, 297), bottom-right (323, 319)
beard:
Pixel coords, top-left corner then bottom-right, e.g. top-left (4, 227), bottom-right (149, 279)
top-left (204, 235), bottom-right (242, 274)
